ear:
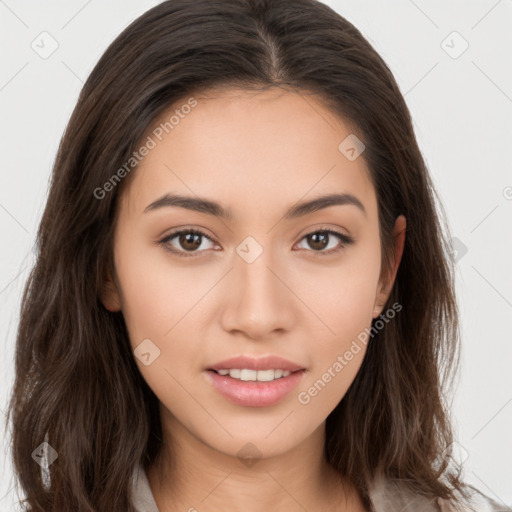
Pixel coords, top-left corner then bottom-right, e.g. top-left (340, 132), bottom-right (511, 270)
top-left (100, 269), bottom-right (122, 312)
top-left (373, 215), bottom-right (406, 318)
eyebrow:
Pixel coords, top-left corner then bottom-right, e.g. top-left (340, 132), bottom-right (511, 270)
top-left (143, 192), bottom-right (366, 220)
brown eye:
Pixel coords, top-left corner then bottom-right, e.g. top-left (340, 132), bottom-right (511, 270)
top-left (178, 232), bottom-right (202, 251)
top-left (296, 229), bottom-right (354, 254)
top-left (159, 229), bottom-right (216, 257)
top-left (305, 232), bottom-right (330, 251)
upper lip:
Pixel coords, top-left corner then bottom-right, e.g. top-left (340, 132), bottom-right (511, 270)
top-left (207, 355), bottom-right (305, 372)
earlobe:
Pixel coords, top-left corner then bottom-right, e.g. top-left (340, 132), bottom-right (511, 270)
top-left (372, 284), bottom-right (389, 318)
top-left (100, 272), bottom-right (122, 312)
top-left (373, 215), bottom-right (406, 318)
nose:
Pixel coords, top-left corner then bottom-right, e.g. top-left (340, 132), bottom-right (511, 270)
top-left (220, 247), bottom-right (296, 340)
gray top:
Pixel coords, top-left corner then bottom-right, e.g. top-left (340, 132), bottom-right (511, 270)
top-left (131, 463), bottom-right (160, 512)
top-left (131, 463), bottom-right (507, 512)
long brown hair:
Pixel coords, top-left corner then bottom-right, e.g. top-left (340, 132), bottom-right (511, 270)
top-left (6, 0), bottom-right (467, 510)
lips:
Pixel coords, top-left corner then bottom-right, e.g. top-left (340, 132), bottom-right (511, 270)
top-left (204, 354), bottom-right (306, 407)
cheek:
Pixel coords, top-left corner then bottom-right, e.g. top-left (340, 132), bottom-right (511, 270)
top-left (113, 237), bottom-right (215, 393)
top-left (293, 244), bottom-right (381, 411)
top-left (295, 240), bottom-right (381, 339)
top-left (114, 234), bottom-right (200, 341)
top-left (114, 245), bottom-right (204, 413)
top-left (295, 284), bottom-right (373, 423)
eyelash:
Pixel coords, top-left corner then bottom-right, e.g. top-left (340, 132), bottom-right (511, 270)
top-left (158, 227), bottom-right (354, 258)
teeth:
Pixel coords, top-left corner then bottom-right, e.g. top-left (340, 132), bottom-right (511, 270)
top-left (215, 369), bottom-right (292, 381)
top-left (240, 369), bottom-right (257, 381)
top-left (252, 369), bottom-right (274, 382)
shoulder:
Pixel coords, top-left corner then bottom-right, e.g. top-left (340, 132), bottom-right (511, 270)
top-left (367, 475), bottom-right (506, 512)
top-left (437, 484), bottom-right (507, 512)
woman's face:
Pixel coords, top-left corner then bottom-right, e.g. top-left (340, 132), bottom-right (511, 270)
top-left (103, 87), bottom-right (405, 461)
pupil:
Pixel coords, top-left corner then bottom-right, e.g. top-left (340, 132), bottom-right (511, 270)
top-left (181, 233), bottom-right (201, 251)
top-left (309, 232), bottom-right (328, 250)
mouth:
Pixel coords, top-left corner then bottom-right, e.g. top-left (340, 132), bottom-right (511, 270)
top-left (209, 368), bottom-right (296, 382)
top-left (204, 355), bottom-right (306, 407)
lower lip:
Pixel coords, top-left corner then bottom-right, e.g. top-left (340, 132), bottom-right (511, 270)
top-left (205, 370), bottom-right (305, 407)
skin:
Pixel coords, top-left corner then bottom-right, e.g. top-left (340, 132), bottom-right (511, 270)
top-left (102, 86), bottom-right (406, 511)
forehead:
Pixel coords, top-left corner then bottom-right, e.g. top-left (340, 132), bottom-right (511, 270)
top-left (120, 87), bottom-right (377, 222)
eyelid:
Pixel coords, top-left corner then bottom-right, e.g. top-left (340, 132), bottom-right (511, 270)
top-left (294, 225), bottom-right (355, 256)
top-left (158, 225), bottom-right (355, 258)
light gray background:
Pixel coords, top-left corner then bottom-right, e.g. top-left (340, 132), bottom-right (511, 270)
top-left (1, 0), bottom-right (511, 509)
